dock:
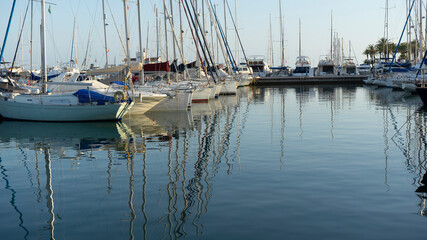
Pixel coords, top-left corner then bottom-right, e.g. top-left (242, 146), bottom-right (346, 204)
top-left (250, 75), bottom-right (368, 85)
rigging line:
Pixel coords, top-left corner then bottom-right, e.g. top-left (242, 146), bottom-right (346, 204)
top-left (182, 0), bottom-right (211, 74)
top-left (106, 0), bottom-right (127, 57)
top-left (209, 0), bottom-right (238, 69)
top-left (187, 0), bottom-right (220, 82)
top-left (225, 0), bottom-right (248, 64)
top-left (83, 0), bottom-right (102, 64)
top-left (180, 0), bottom-right (209, 79)
top-left (186, 1), bottom-right (215, 69)
top-left (388, 0), bottom-right (416, 72)
top-left (48, 7), bottom-right (61, 63)
top-left (207, 0), bottom-right (237, 72)
top-left (0, 0), bottom-right (17, 64)
top-left (10, 0), bottom-right (31, 74)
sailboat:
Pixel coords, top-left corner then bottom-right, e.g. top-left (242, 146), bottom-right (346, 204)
top-left (0, 0), bottom-right (133, 122)
top-left (292, 19), bottom-right (313, 77)
top-left (317, 12), bottom-right (337, 76)
top-left (340, 41), bottom-right (359, 75)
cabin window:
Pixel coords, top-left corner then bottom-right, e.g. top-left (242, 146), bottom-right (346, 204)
top-left (323, 66), bottom-right (334, 73)
top-left (251, 67), bottom-right (264, 72)
top-left (347, 67), bottom-right (356, 74)
top-left (294, 67), bottom-right (309, 73)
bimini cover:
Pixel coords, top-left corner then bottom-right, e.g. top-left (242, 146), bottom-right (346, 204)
top-left (73, 89), bottom-right (117, 104)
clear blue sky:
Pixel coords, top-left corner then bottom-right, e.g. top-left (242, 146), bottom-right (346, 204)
top-left (0, 0), bottom-right (411, 69)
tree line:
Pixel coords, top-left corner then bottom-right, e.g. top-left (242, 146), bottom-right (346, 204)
top-left (363, 38), bottom-right (421, 64)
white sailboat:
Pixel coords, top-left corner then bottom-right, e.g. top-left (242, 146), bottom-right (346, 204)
top-left (0, 0), bottom-right (133, 122)
top-left (292, 19), bottom-right (313, 77)
top-left (317, 13), bottom-right (337, 76)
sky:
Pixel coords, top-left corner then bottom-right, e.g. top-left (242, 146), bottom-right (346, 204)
top-left (0, 0), bottom-right (414, 69)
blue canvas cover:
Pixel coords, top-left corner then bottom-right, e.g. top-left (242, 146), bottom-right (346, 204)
top-left (73, 89), bottom-right (118, 104)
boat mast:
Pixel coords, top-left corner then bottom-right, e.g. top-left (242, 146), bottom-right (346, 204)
top-left (102, 0), bottom-right (109, 68)
top-left (407, 0), bottom-right (411, 63)
top-left (41, 0), bottom-right (48, 93)
top-left (169, 0), bottom-right (177, 63)
top-left (137, 0), bottom-right (144, 84)
top-left (425, 0), bottom-right (427, 52)
top-left (146, 24), bottom-right (149, 57)
top-left (235, 0), bottom-right (239, 64)
top-left (223, 0), bottom-right (227, 40)
top-left (384, 0), bottom-right (389, 60)
top-left (206, 0), bottom-right (236, 73)
top-left (20, 11), bottom-right (23, 67)
top-left (420, 0), bottom-right (424, 58)
top-left (179, 0), bottom-right (184, 61)
top-left (202, 0), bottom-right (206, 36)
top-left (70, 17), bottom-right (76, 68)
top-left (211, 5), bottom-right (215, 62)
top-left (269, 13), bottom-right (273, 66)
top-left (30, 0), bottom-right (33, 76)
top-left (162, 0), bottom-right (189, 79)
top-left (299, 18), bottom-right (301, 58)
top-left (163, 2), bottom-right (169, 62)
top-left (225, 0), bottom-right (248, 68)
top-left (330, 11), bottom-right (333, 60)
top-left (123, 0), bottom-right (131, 89)
top-left (156, 6), bottom-right (160, 58)
top-left (279, 0), bottom-right (284, 67)
top-left (215, 4), bottom-right (219, 61)
top-left (341, 37), bottom-right (344, 65)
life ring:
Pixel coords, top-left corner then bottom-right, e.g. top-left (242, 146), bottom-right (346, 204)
top-left (114, 91), bottom-right (125, 102)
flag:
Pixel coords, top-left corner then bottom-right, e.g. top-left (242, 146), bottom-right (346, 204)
top-left (48, 5), bottom-right (51, 14)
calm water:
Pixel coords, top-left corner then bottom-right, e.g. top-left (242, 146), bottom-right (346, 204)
top-left (1, 85), bottom-right (427, 239)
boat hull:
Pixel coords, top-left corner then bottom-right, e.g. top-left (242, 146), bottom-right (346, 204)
top-left (0, 97), bottom-right (132, 122)
top-left (192, 86), bottom-right (212, 103)
top-left (148, 90), bottom-right (192, 111)
top-left (127, 95), bottom-right (166, 115)
top-left (219, 80), bottom-right (237, 95)
top-left (416, 87), bottom-right (427, 105)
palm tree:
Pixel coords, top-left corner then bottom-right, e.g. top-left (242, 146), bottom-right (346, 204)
top-left (398, 42), bottom-right (407, 60)
top-left (363, 44), bottom-right (377, 65)
top-left (388, 42), bottom-right (397, 57)
top-left (375, 38), bottom-right (389, 59)
top-left (367, 44), bottom-right (377, 63)
top-left (363, 48), bottom-right (370, 62)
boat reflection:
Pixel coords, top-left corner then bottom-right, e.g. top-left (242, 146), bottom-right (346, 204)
top-left (0, 93), bottom-right (248, 239)
top-left (5, 85), bottom-right (427, 239)
top-left (386, 106), bottom-right (427, 217)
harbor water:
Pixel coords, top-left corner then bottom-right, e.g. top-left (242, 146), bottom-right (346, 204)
top-left (1, 85), bottom-right (427, 239)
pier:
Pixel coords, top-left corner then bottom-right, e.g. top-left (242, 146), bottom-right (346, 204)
top-left (250, 75), bottom-right (368, 85)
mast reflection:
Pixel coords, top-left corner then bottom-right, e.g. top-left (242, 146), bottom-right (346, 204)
top-left (0, 157), bottom-right (29, 239)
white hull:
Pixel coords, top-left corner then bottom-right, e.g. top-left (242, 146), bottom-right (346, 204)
top-left (237, 76), bottom-right (252, 87)
top-left (148, 90), bottom-right (192, 111)
top-left (192, 86), bottom-right (212, 102)
top-left (214, 85), bottom-right (222, 97)
top-left (363, 76), bottom-right (375, 85)
top-left (127, 95), bottom-right (166, 115)
top-left (219, 81), bottom-right (237, 95)
top-left (373, 79), bottom-right (389, 87)
top-left (401, 83), bottom-right (417, 92)
top-left (0, 96), bottom-right (132, 121)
